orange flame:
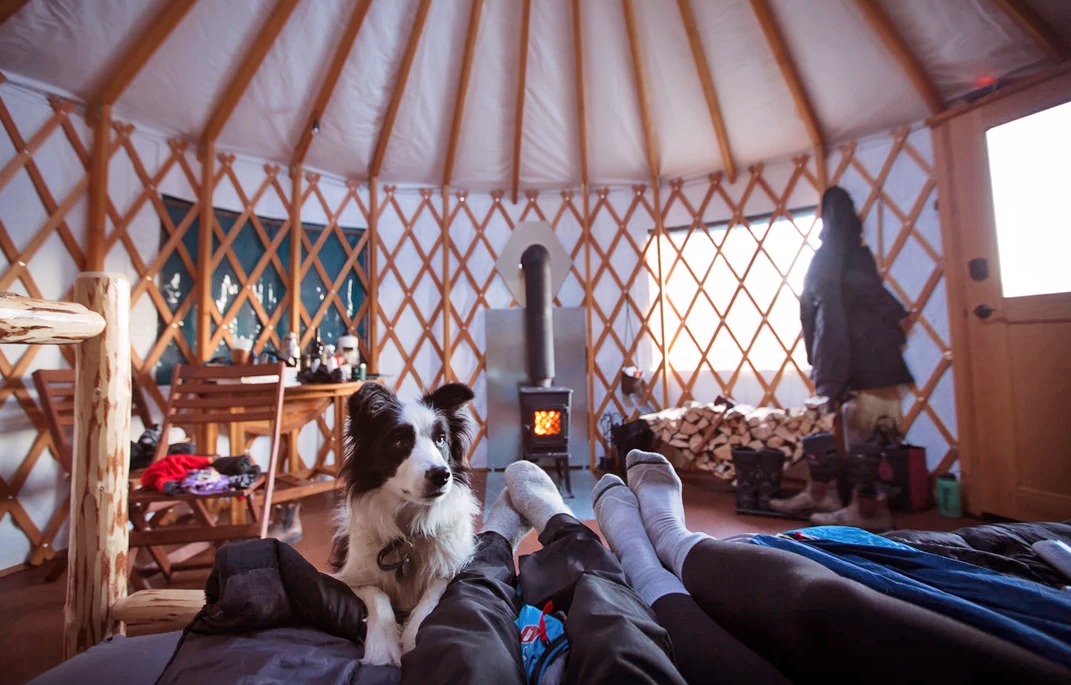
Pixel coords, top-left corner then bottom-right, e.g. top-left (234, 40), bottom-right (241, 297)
top-left (533, 410), bottom-right (562, 436)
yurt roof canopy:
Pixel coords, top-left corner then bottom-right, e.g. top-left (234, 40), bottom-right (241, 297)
top-left (0, 0), bottom-right (1069, 195)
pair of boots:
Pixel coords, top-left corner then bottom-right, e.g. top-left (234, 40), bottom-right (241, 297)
top-left (733, 447), bottom-right (785, 512)
top-left (769, 432), bottom-right (892, 532)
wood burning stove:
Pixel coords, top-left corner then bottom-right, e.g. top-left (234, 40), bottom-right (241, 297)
top-left (519, 243), bottom-right (574, 496)
top-left (519, 386), bottom-right (573, 495)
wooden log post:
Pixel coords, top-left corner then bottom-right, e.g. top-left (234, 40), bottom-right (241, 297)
top-left (0, 291), bottom-right (105, 343)
top-left (65, 272), bottom-right (132, 659)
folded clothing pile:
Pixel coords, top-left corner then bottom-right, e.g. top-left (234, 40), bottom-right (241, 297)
top-left (141, 454), bottom-right (263, 495)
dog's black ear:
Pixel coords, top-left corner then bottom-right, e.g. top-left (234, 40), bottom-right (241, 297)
top-left (346, 382), bottom-right (399, 436)
top-left (423, 382), bottom-right (474, 414)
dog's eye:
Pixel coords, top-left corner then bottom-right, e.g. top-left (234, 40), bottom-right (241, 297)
top-left (435, 433), bottom-right (447, 446)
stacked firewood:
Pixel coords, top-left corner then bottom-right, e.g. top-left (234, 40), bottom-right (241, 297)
top-left (640, 402), bottom-right (835, 479)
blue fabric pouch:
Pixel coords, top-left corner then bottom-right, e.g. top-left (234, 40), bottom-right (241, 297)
top-left (515, 602), bottom-right (569, 685)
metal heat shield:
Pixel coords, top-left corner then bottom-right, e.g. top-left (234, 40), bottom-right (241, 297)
top-left (486, 307), bottom-right (589, 470)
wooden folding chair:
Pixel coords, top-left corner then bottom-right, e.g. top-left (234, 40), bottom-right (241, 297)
top-left (33, 368), bottom-right (156, 582)
top-left (126, 362), bottom-right (286, 579)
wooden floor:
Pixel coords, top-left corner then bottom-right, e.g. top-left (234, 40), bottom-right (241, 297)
top-left (0, 469), bottom-right (978, 685)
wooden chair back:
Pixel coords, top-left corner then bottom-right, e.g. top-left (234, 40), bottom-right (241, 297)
top-left (34, 368), bottom-right (154, 473)
top-left (152, 362), bottom-right (287, 537)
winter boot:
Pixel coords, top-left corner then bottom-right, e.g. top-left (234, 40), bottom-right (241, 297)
top-left (769, 432), bottom-right (843, 516)
top-left (809, 486), bottom-right (893, 533)
top-left (267, 503), bottom-right (303, 544)
top-left (731, 447), bottom-right (760, 511)
top-left (755, 448), bottom-right (786, 510)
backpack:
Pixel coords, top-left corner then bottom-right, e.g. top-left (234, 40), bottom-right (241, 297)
top-left (515, 601), bottom-right (569, 685)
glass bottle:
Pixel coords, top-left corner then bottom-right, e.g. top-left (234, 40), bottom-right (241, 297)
top-left (286, 332), bottom-right (300, 367)
top-left (303, 327), bottom-right (324, 372)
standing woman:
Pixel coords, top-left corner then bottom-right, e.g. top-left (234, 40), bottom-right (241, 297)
top-left (771, 185), bottom-right (914, 530)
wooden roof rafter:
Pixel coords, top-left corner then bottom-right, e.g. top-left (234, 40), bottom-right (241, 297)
top-left (510, 0), bottom-right (532, 204)
top-left (854, 0), bottom-right (943, 115)
top-left (90, 0), bottom-right (198, 119)
top-left (369, 0), bottom-right (432, 179)
top-left (990, 0), bottom-right (1069, 63)
top-left (749, 0), bottom-right (825, 187)
top-left (571, 0), bottom-right (589, 190)
top-left (201, 0), bottom-right (299, 147)
top-left (442, 0), bottom-right (485, 189)
top-left (676, 0), bottom-right (736, 183)
top-left (0, 0), bottom-right (30, 29)
top-left (292, 0), bottom-right (373, 167)
top-left (622, 0), bottom-right (660, 182)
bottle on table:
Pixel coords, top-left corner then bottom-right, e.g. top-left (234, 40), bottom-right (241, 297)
top-left (303, 327), bottom-right (324, 373)
top-left (285, 332), bottom-right (300, 368)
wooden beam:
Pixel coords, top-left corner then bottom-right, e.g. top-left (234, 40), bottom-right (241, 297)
top-left (85, 104), bottom-right (111, 271)
top-left (0, 292), bottom-right (106, 344)
top-left (442, 0), bottom-right (484, 188)
top-left (201, 0), bottom-right (299, 145)
top-left (292, 0), bottom-right (372, 166)
top-left (369, 0), bottom-right (432, 178)
top-left (572, 0), bottom-right (590, 189)
top-left (651, 182), bottom-right (669, 410)
top-left (990, 0), bottom-right (1068, 63)
top-left (0, 0), bottom-right (31, 28)
top-left (854, 0), bottom-right (942, 115)
top-left (750, 0), bottom-right (824, 152)
top-left (511, 0), bottom-right (532, 204)
top-left (368, 176), bottom-right (379, 372)
top-left (197, 142), bottom-right (215, 363)
top-left (441, 188), bottom-right (452, 382)
top-left (91, 0), bottom-right (197, 111)
top-left (622, 0), bottom-right (659, 181)
top-left (66, 273), bottom-right (132, 657)
top-left (580, 183), bottom-right (596, 467)
top-left (112, 589), bottom-right (204, 625)
top-left (289, 166), bottom-right (302, 336)
top-left (676, 0), bottom-right (736, 183)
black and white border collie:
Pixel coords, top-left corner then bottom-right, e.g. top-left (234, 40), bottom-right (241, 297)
top-left (331, 382), bottom-right (480, 666)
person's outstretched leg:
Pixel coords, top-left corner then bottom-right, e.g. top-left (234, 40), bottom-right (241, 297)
top-left (506, 461), bottom-right (686, 685)
top-left (626, 450), bottom-right (709, 576)
top-left (401, 488), bottom-right (529, 685)
top-left (594, 474), bottom-right (790, 685)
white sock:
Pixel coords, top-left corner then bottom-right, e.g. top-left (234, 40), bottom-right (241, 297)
top-left (481, 487), bottom-right (531, 550)
top-left (504, 461), bottom-right (572, 532)
top-left (593, 474), bottom-right (687, 606)
top-left (626, 449), bottom-right (709, 577)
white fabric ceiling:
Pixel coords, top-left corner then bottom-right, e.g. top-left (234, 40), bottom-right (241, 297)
top-left (0, 0), bottom-right (1068, 191)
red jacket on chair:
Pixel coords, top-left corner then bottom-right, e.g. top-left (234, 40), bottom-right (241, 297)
top-left (141, 454), bottom-right (211, 492)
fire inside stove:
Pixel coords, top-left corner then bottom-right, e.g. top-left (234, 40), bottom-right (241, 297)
top-left (533, 410), bottom-right (562, 436)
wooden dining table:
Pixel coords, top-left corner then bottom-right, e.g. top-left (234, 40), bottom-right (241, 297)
top-left (237, 380), bottom-right (367, 503)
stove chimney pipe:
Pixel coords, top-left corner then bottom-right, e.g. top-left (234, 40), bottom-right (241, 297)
top-left (521, 244), bottom-right (554, 387)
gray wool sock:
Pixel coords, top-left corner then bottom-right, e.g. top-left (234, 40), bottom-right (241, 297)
top-left (481, 487), bottom-right (531, 550)
top-left (504, 461), bottom-right (572, 532)
top-left (626, 449), bottom-right (710, 577)
top-left (593, 474), bottom-right (687, 606)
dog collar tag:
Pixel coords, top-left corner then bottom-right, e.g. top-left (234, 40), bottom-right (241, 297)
top-left (376, 538), bottom-right (414, 578)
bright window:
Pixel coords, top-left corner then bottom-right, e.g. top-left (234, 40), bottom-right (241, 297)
top-left (659, 208), bottom-right (820, 385)
top-left (986, 99), bottom-right (1071, 298)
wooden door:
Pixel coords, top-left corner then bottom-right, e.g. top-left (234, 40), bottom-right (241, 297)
top-left (934, 68), bottom-right (1071, 522)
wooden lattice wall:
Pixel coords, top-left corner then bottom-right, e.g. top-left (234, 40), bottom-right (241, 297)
top-left (0, 75), bottom-right (954, 570)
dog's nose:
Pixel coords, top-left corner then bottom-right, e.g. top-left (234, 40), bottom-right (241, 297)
top-left (426, 467), bottom-right (450, 489)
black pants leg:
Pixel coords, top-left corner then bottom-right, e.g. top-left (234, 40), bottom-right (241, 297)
top-left (679, 538), bottom-right (1071, 684)
top-left (650, 594), bottom-right (790, 685)
top-left (401, 531), bottom-right (524, 685)
top-left (519, 513), bottom-right (686, 685)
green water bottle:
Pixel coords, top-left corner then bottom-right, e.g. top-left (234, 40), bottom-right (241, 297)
top-left (935, 473), bottom-right (961, 518)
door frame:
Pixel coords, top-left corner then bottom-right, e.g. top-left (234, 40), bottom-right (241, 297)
top-left (931, 64), bottom-right (1071, 518)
